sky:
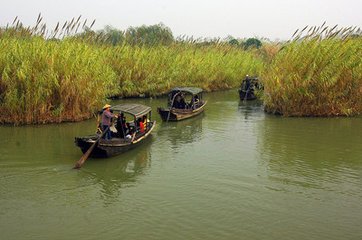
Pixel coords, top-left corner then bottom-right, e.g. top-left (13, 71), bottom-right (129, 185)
top-left (1, 0), bottom-right (361, 40)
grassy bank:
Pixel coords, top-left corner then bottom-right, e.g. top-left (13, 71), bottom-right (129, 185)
top-left (262, 26), bottom-right (362, 116)
top-left (0, 32), bottom-right (263, 124)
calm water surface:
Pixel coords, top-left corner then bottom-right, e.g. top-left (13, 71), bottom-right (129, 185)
top-left (1, 90), bottom-right (361, 240)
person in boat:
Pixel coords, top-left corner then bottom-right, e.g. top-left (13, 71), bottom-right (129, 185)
top-left (137, 117), bottom-right (145, 133)
top-left (101, 104), bottom-right (115, 140)
top-left (244, 75), bottom-right (251, 91)
top-left (116, 112), bottom-right (127, 138)
top-left (172, 94), bottom-right (181, 108)
top-left (192, 95), bottom-right (199, 109)
top-left (178, 94), bottom-right (187, 109)
top-left (126, 122), bottom-right (135, 137)
top-left (242, 75), bottom-right (255, 98)
top-left (143, 115), bottom-right (148, 131)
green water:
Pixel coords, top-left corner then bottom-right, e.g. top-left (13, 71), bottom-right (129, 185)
top-left (1, 90), bottom-right (361, 240)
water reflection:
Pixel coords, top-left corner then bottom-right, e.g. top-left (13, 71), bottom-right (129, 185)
top-left (257, 116), bottom-right (362, 195)
top-left (1, 90), bottom-right (362, 240)
top-left (156, 114), bottom-right (204, 150)
top-left (82, 137), bottom-right (152, 205)
top-left (238, 100), bottom-right (264, 120)
top-left (0, 123), bottom-right (92, 166)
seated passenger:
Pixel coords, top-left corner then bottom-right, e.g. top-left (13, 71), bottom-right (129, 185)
top-left (143, 115), bottom-right (148, 130)
top-left (138, 118), bottom-right (145, 133)
top-left (179, 95), bottom-right (187, 109)
top-left (116, 113), bottom-right (127, 138)
top-left (192, 95), bottom-right (199, 109)
top-left (173, 95), bottom-right (181, 108)
top-left (127, 122), bottom-right (135, 135)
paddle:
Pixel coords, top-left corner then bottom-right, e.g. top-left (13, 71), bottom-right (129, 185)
top-left (73, 126), bottom-right (109, 169)
top-left (166, 92), bottom-right (180, 122)
top-left (243, 88), bottom-right (250, 101)
top-left (243, 78), bottom-right (252, 101)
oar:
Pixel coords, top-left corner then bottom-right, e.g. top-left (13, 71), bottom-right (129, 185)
top-left (166, 92), bottom-right (180, 122)
top-left (73, 127), bottom-right (109, 169)
top-left (243, 81), bottom-right (252, 101)
top-left (166, 108), bottom-right (172, 122)
top-left (243, 88), bottom-right (250, 101)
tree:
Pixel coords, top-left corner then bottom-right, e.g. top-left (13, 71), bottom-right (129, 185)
top-left (225, 35), bottom-right (239, 46)
top-left (100, 25), bottom-right (125, 46)
top-left (125, 23), bottom-right (174, 46)
top-left (228, 38), bottom-right (239, 46)
top-left (244, 38), bottom-right (262, 49)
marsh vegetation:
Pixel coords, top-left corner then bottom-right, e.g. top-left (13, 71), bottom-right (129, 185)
top-left (262, 24), bottom-right (362, 116)
top-left (0, 16), bottom-right (361, 124)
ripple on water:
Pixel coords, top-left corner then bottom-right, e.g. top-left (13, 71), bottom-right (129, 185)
top-left (1, 91), bottom-right (362, 240)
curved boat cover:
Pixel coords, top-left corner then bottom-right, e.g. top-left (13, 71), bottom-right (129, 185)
top-left (111, 104), bottom-right (151, 118)
top-left (170, 87), bottom-right (203, 95)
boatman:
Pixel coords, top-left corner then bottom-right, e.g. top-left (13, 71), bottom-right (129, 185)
top-left (102, 104), bottom-right (114, 140)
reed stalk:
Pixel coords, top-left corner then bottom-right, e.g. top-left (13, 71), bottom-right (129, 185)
top-left (262, 25), bottom-right (362, 116)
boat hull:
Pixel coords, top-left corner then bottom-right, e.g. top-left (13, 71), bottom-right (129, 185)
top-left (157, 101), bottom-right (207, 121)
top-left (75, 121), bottom-right (155, 158)
top-left (239, 89), bottom-right (257, 101)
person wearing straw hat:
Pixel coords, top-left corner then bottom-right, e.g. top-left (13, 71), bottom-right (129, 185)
top-left (101, 104), bottom-right (114, 140)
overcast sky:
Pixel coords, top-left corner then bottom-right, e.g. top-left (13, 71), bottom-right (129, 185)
top-left (1, 0), bottom-right (361, 40)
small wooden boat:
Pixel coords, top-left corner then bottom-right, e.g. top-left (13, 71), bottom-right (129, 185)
top-left (239, 76), bottom-right (260, 101)
top-left (75, 104), bottom-right (155, 158)
top-left (157, 87), bottom-right (207, 121)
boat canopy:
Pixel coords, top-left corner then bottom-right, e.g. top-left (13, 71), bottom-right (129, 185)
top-left (170, 87), bottom-right (203, 95)
top-left (111, 104), bottom-right (151, 118)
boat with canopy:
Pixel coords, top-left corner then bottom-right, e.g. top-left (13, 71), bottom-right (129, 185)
top-left (75, 103), bottom-right (155, 159)
top-left (157, 87), bottom-right (207, 121)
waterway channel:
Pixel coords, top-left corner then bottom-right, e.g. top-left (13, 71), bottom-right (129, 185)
top-left (1, 90), bottom-right (361, 240)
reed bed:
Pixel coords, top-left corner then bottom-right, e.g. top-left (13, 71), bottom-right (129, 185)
top-left (104, 43), bottom-right (263, 97)
top-left (0, 17), bottom-right (263, 124)
top-left (5, 16), bottom-right (360, 124)
top-left (262, 25), bottom-right (362, 116)
top-left (0, 36), bottom-right (117, 124)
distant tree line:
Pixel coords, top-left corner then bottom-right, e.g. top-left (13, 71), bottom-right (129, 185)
top-left (75, 23), bottom-right (174, 46)
top-left (0, 15), bottom-right (264, 49)
top-left (73, 23), bottom-right (263, 48)
top-left (226, 36), bottom-right (263, 49)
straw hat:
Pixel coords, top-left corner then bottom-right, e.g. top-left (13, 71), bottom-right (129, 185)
top-left (103, 104), bottom-right (111, 110)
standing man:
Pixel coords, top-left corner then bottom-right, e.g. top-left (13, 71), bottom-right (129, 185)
top-left (102, 104), bottom-right (114, 140)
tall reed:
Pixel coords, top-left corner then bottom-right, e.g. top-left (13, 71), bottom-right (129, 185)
top-left (0, 19), bottom-right (263, 124)
top-left (104, 43), bottom-right (263, 97)
top-left (0, 36), bottom-right (117, 124)
top-left (262, 25), bottom-right (362, 116)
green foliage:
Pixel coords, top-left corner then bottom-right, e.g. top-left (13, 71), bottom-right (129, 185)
top-left (3, 17), bottom-right (361, 124)
top-left (0, 26), bottom-right (263, 124)
top-left (244, 38), bottom-right (262, 49)
top-left (228, 38), bottom-right (239, 46)
top-left (125, 23), bottom-right (174, 46)
top-left (262, 26), bottom-right (362, 116)
top-left (0, 35), bottom-right (117, 124)
top-left (99, 25), bottom-right (125, 46)
top-left (104, 43), bottom-right (263, 97)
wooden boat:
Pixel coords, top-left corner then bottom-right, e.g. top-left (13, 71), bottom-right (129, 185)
top-left (239, 76), bottom-right (260, 101)
top-left (157, 87), bottom-right (207, 121)
top-left (75, 104), bottom-right (155, 158)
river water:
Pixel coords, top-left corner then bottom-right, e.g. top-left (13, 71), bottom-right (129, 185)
top-left (1, 90), bottom-right (361, 240)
